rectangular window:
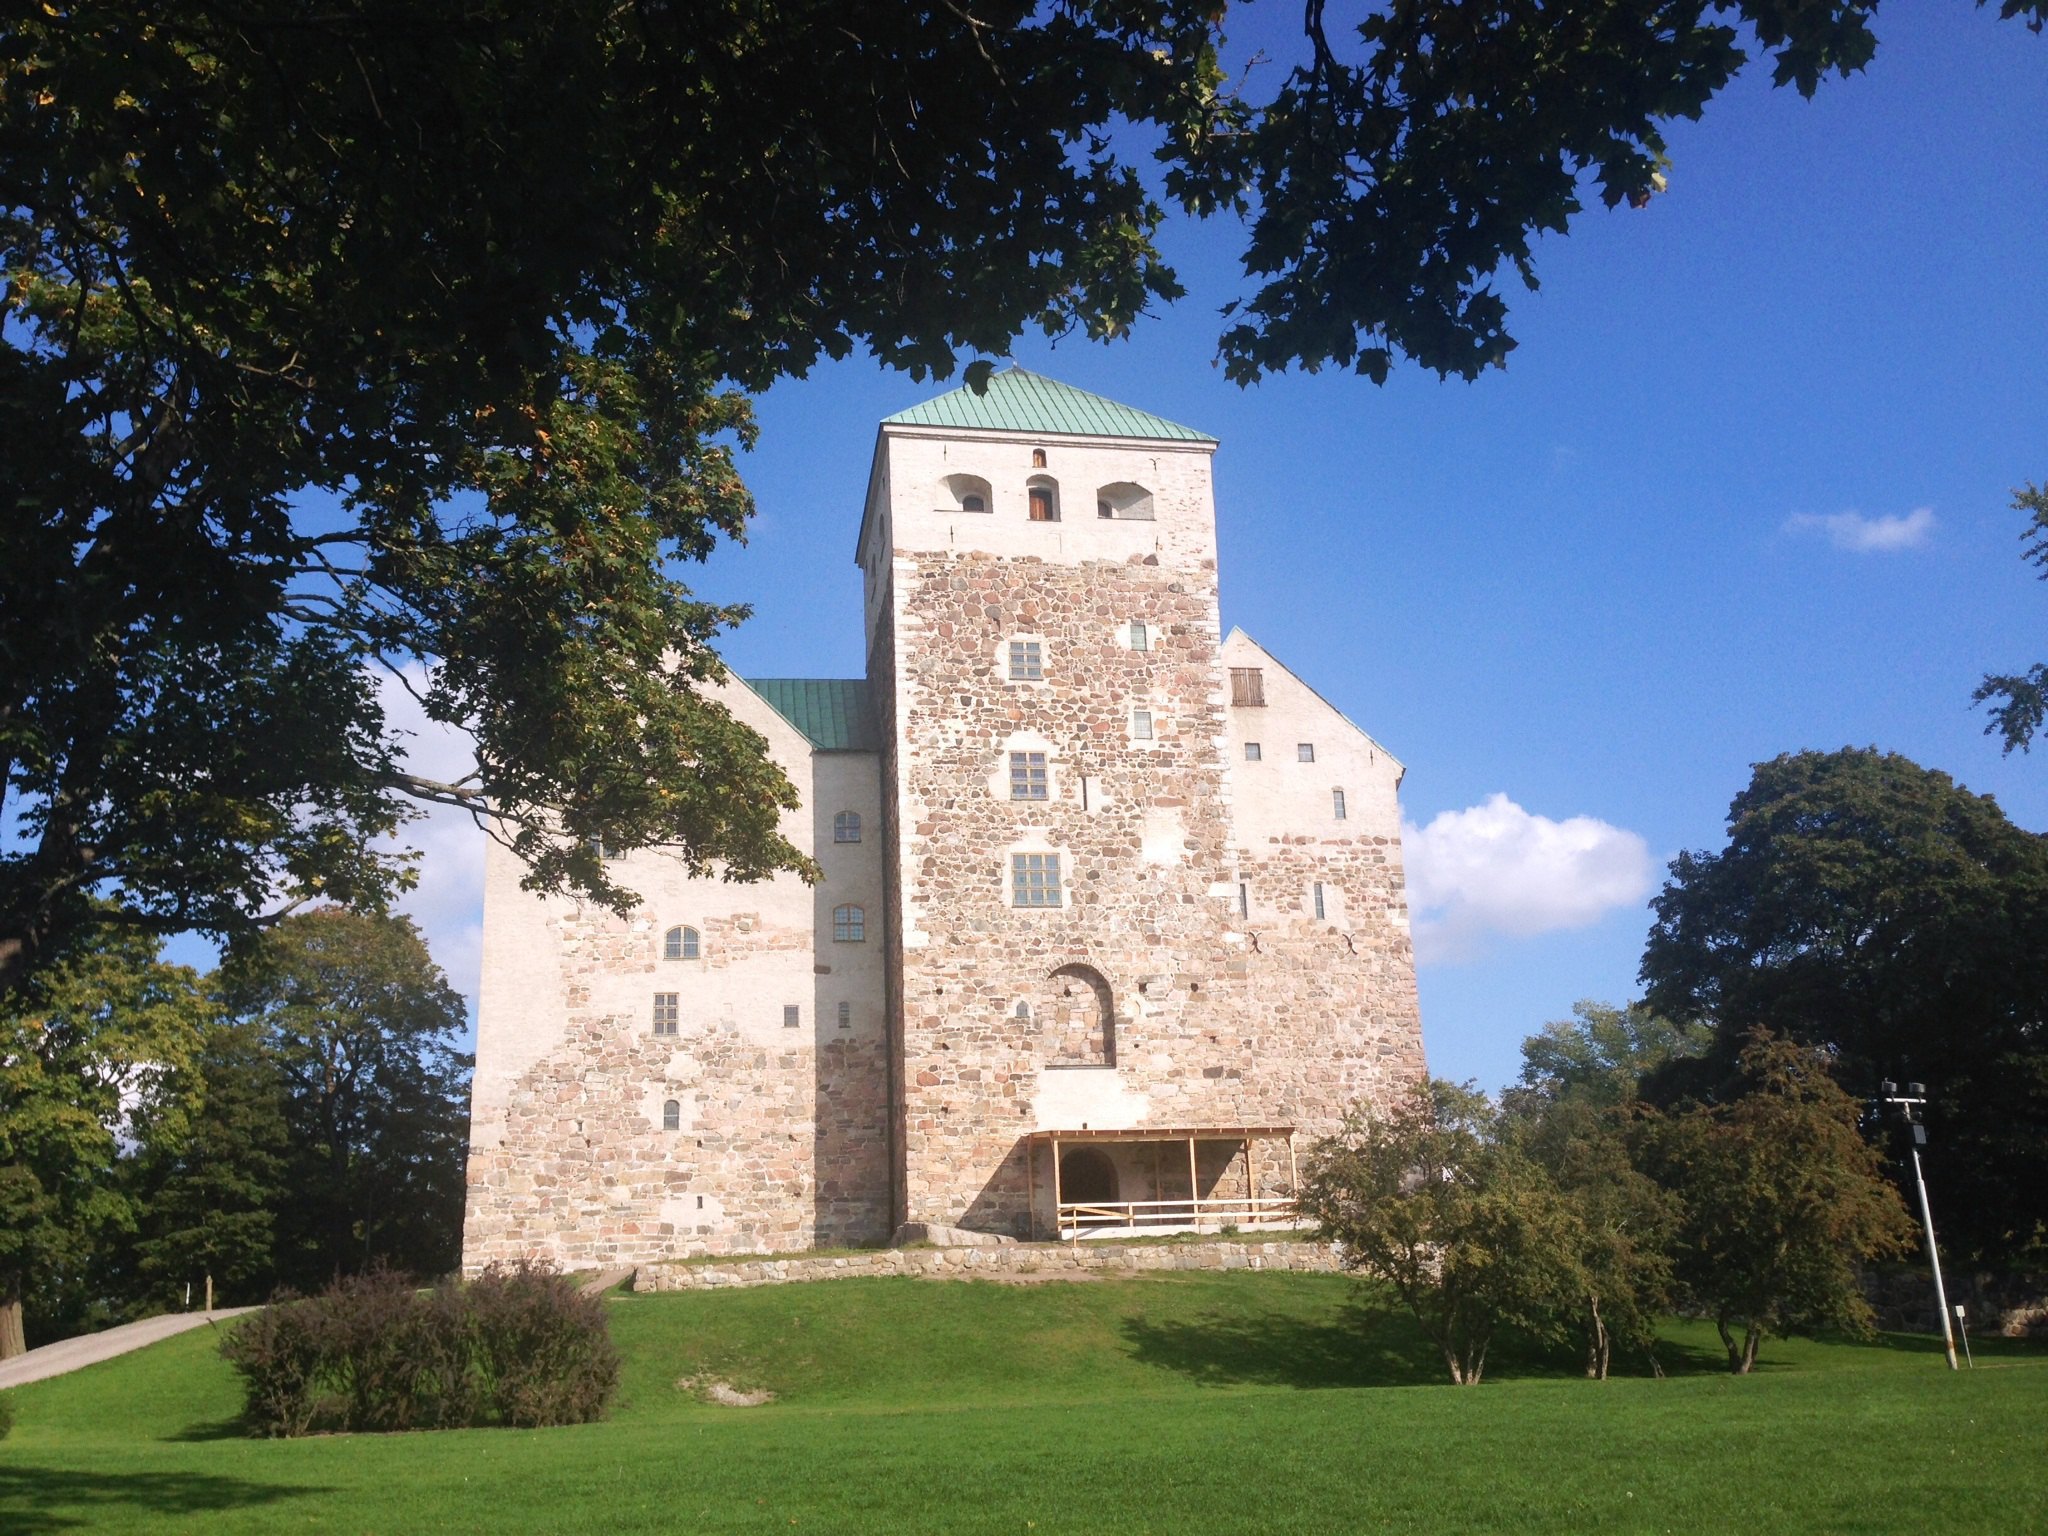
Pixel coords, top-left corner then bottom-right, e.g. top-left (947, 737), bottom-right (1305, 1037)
top-left (1131, 709), bottom-right (1153, 740)
top-left (1008, 640), bottom-right (1043, 681)
top-left (1028, 486), bottom-right (1056, 522)
top-left (653, 993), bottom-right (679, 1036)
top-left (1011, 852), bottom-right (1062, 908)
top-left (1009, 751), bottom-right (1048, 800)
top-left (1129, 621), bottom-right (1149, 652)
top-left (1313, 882), bottom-right (1326, 920)
top-left (1333, 789), bottom-right (1347, 820)
top-left (1238, 882), bottom-right (1249, 918)
top-left (833, 904), bottom-right (865, 942)
top-left (1244, 742), bottom-right (1262, 761)
top-left (783, 1004), bottom-right (800, 1029)
top-left (1231, 667), bottom-right (1265, 707)
top-left (837, 1001), bottom-right (851, 1030)
top-left (1298, 743), bottom-right (1315, 762)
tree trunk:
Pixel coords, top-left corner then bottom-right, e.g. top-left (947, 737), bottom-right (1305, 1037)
top-left (1717, 1314), bottom-right (1744, 1373)
top-left (0, 1288), bottom-right (26, 1360)
top-left (1742, 1324), bottom-right (1762, 1374)
top-left (1585, 1294), bottom-right (1610, 1380)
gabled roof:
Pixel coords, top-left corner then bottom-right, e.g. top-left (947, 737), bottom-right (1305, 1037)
top-left (742, 678), bottom-right (880, 753)
top-left (1223, 628), bottom-right (1405, 775)
top-left (881, 365), bottom-right (1213, 443)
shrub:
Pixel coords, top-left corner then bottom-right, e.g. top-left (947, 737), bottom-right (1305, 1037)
top-left (220, 1259), bottom-right (616, 1436)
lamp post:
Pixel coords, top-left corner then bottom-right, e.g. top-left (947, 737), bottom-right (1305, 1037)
top-left (1878, 1080), bottom-right (1958, 1371)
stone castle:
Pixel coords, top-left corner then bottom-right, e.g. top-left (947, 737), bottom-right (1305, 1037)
top-left (461, 368), bottom-right (1427, 1268)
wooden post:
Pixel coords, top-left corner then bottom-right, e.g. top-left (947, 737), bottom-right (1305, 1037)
top-left (1026, 1138), bottom-right (1037, 1241)
top-left (1051, 1137), bottom-right (1064, 1239)
top-left (1187, 1135), bottom-right (1200, 1225)
top-left (1243, 1138), bottom-right (1254, 1206)
top-left (1287, 1134), bottom-right (1299, 1207)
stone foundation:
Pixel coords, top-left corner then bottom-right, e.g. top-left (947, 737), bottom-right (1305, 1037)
top-left (632, 1238), bottom-right (1340, 1292)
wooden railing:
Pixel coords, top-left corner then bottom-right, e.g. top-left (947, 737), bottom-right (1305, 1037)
top-left (1055, 1195), bottom-right (1298, 1239)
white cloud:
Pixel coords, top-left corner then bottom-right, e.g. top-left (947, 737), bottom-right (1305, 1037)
top-left (1402, 794), bottom-right (1655, 965)
top-left (374, 667), bottom-right (486, 1014)
top-left (1783, 506), bottom-right (1935, 553)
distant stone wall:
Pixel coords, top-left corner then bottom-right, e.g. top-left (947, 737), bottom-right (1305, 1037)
top-left (1864, 1267), bottom-right (2048, 1339)
top-left (632, 1238), bottom-right (1342, 1292)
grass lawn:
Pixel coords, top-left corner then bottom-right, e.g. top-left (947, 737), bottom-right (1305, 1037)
top-left (2, 1271), bottom-right (2042, 1534)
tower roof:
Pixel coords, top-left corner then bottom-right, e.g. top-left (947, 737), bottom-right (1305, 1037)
top-left (881, 366), bottom-right (1213, 443)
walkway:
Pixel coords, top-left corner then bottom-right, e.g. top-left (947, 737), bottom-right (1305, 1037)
top-left (0, 1308), bottom-right (257, 1391)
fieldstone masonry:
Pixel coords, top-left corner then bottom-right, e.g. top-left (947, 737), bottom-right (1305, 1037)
top-left (462, 369), bottom-right (1427, 1273)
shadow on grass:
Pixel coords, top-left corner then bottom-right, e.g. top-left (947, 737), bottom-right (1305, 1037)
top-left (163, 1415), bottom-right (254, 1443)
top-left (0, 1465), bottom-right (327, 1534)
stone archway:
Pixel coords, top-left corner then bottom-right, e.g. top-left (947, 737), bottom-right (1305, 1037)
top-left (1059, 1146), bottom-right (1119, 1207)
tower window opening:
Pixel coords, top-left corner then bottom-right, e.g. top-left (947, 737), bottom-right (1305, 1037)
top-left (1032, 448), bottom-right (1047, 468)
top-left (838, 1001), bottom-right (851, 1030)
top-left (1012, 852), bottom-right (1063, 908)
top-left (784, 1004), bottom-right (801, 1029)
top-left (833, 904), bottom-right (866, 942)
top-left (1010, 751), bottom-right (1048, 800)
top-left (1129, 621), bottom-right (1149, 652)
top-left (1027, 476), bottom-right (1060, 522)
top-left (1009, 640), bottom-right (1043, 680)
top-left (664, 925), bottom-right (700, 961)
top-left (653, 993), bottom-right (680, 1036)
top-left (1231, 668), bottom-right (1266, 706)
top-left (1332, 789), bottom-right (1347, 820)
top-left (1313, 882), bottom-right (1327, 921)
top-left (662, 1099), bottom-right (680, 1132)
top-left (1298, 742), bottom-right (1316, 762)
top-left (1131, 709), bottom-right (1153, 740)
top-left (834, 811), bottom-right (862, 843)
top-left (1244, 742), bottom-right (1262, 761)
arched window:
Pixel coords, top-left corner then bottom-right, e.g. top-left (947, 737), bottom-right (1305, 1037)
top-left (834, 811), bottom-right (862, 843)
top-left (1044, 963), bottom-right (1115, 1067)
top-left (1031, 448), bottom-right (1048, 468)
top-left (833, 904), bottom-right (866, 942)
top-left (942, 472), bottom-right (992, 514)
top-left (1014, 1000), bottom-right (1032, 1020)
top-left (1096, 482), bottom-right (1155, 520)
top-left (664, 925), bottom-right (700, 961)
top-left (1026, 475), bottom-right (1059, 522)
top-left (662, 1099), bottom-right (680, 1132)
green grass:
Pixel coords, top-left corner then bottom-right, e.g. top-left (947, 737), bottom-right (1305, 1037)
top-left (2, 1272), bottom-right (2042, 1534)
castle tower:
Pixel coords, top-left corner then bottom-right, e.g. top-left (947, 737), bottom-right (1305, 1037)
top-left (860, 369), bottom-right (1423, 1237)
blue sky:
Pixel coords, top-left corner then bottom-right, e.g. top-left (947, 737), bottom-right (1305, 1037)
top-left (371, 8), bottom-right (2047, 1095)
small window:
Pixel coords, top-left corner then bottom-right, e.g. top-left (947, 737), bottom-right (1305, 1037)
top-left (833, 904), bottom-right (866, 942)
top-left (1129, 621), bottom-right (1149, 652)
top-left (587, 834), bottom-right (613, 861)
top-left (783, 1004), bottom-right (800, 1029)
top-left (1238, 882), bottom-right (1249, 918)
top-left (1009, 640), bottom-right (1043, 680)
top-left (1298, 743), bottom-right (1316, 762)
top-left (1244, 742), bottom-right (1262, 762)
top-left (662, 1099), bottom-right (680, 1132)
top-left (1231, 668), bottom-right (1266, 707)
top-left (1332, 789), bottom-right (1347, 820)
top-left (961, 493), bottom-right (986, 512)
top-left (1313, 882), bottom-right (1326, 921)
top-left (1032, 448), bottom-right (1048, 468)
top-left (1009, 751), bottom-right (1048, 800)
top-left (1014, 1000), bottom-right (1032, 1020)
top-left (1012, 852), bottom-right (1062, 908)
top-left (1131, 709), bottom-right (1153, 740)
top-left (653, 993), bottom-right (680, 1036)
top-left (663, 925), bottom-right (700, 961)
top-left (834, 811), bottom-right (862, 843)
top-left (1028, 484), bottom-right (1057, 522)
top-left (837, 1001), bottom-right (851, 1030)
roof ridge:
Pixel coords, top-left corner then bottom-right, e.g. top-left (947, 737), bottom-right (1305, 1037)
top-left (881, 368), bottom-right (1213, 442)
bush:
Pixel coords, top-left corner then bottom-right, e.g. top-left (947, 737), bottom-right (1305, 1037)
top-left (220, 1260), bottom-right (616, 1436)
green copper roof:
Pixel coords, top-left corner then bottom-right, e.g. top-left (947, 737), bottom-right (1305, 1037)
top-left (881, 366), bottom-right (1213, 442)
top-left (744, 678), bottom-right (880, 753)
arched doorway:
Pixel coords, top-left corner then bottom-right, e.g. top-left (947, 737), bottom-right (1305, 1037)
top-left (1059, 1147), bottom-right (1119, 1210)
top-left (1044, 963), bottom-right (1115, 1067)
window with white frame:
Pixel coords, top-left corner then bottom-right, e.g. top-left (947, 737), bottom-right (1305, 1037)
top-left (653, 993), bottom-right (679, 1036)
top-left (1297, 742), bottom-right (1316, 762)
top-left (662, 1099), bottom-right (680, 1131)
top-left (664, 925), bottom-right (700, 961)
top-left (1011, 853), bottom-right (1062, 908)
top-left (1332, 789), bottom-right (1347, 820)
top-left (833, 904), bottom-right (866, 942)
top-left (1131, 709), bottom-right (1153, 740)
top-left (1009, 751), bottom-right (1048, 800)
top-left (834, 811), bottom-right (862, 843)
top-left (1008, 640), bottom-right (1043, 680)
top-left (1128, 620), bottom-right (1149, 652)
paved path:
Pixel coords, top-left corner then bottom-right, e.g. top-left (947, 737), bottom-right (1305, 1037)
top-left (0, 1308), bottom-right (257, 1391)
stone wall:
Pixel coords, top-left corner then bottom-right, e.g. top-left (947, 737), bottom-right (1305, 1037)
top-left (632, 1238), bottom-right (1342, 1291)
top-left (1864, 1266), bottom-right (2048, 1339)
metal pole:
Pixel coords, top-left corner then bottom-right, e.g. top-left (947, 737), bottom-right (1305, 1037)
top-left (1909, 1140), bottom-right (1959, 1372)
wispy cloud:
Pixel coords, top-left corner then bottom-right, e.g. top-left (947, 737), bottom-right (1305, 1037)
top-left (1783, 506), bottom-right (1936, 553)
top-left (1402, 794), bottom-right (1655, 965)
top-left (374, 667), bottom-right (485, 1015)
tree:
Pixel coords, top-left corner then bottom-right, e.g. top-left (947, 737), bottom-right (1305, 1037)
top-left (0, 927), bottom-right (210, 1357)
top-left (1510, 999), bottom-right (1712, 1111)
top-left (219, 910), bottom-right (471, 1288)
top-left (1298, 1079), bottom-right (1583, 1385)
top-left (6, 3), bottom-right (2044, 1005)
top-left (132, 1021), bottom-right (290, 1310)
top-left (1976, 480), bottom-right (2048, 753)
top-left (1640, 747), bottom-right (2048, 1263)
top-left (1645, 1033), bottom-right (1912, 1373)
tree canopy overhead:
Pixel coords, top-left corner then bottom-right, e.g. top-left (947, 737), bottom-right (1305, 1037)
top-left (6, 1), bottom-right (2043, 999)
